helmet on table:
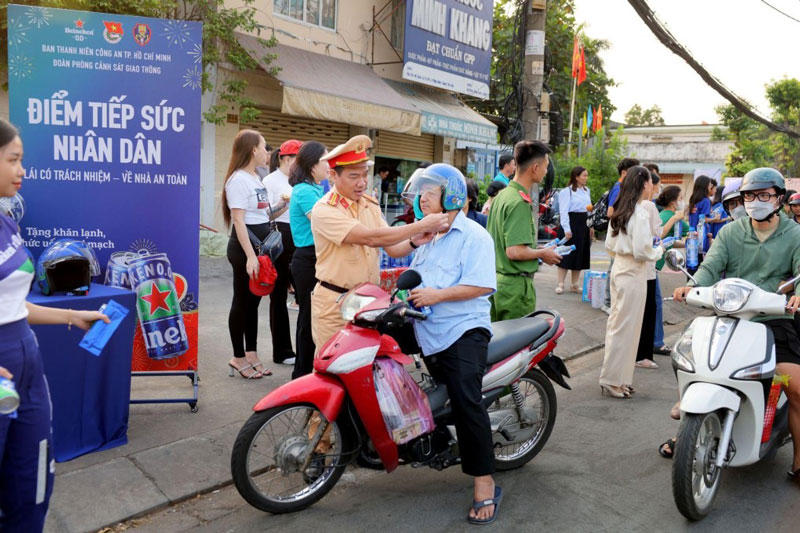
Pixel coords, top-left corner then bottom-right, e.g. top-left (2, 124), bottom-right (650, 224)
top-left (789, 193), bottom-right (800, 206)
top-left (739, 167), bottom-right (786, 195)
top-left (401, 163), bottom-right (467, 211)
top-left (36, 239), bottom-right (101, 295)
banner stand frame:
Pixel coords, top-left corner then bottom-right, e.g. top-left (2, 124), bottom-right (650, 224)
top-left (130, 370), bottom-right (199, 412)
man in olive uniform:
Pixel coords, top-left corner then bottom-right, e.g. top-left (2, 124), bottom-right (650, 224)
top-left (310, 135), bottom-right (449, 349)
top-left (487, 140), bottom-right (561, 321)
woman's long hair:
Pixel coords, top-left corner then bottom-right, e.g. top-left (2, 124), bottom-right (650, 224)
top-left (610, 165), bottom-right (651, 236)
top-left (656, 185), bottom-right (681, 208)
top-left (0, 119), bottom-right (18, 149)
top-left (268, 148), bottom-right (280, 173)
top-left (221, 129), bottom-right (262, 228)
top-left (568, 166), bottom-right (586, 191)
top-left (289, 141), bottom-right (327, 187)
top-left (689, 175), bottom-right (714, 212)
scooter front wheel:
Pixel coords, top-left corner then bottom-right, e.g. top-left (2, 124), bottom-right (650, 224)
top-left (231, 403), bottom-right (352, 514)
top-left (672, 412), bottom-right (723, 521)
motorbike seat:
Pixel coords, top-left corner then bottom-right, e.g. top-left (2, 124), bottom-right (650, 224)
top-left (486, 317), bottom-right (551, 365)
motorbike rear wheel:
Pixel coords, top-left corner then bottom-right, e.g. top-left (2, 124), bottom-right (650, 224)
top-left (231, 403), bottom-right (352, 514)
top-left (492, 369), bottom-right (557, 471)
top-left (672, 412), bottom-right (723, 521)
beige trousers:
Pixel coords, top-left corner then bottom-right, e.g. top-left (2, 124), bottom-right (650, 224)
top-left (311, 284), bottom-right (347, 355)
top-left (599, 254), bottom-right (648, 387)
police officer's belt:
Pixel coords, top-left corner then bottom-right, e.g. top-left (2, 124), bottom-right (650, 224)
top-left (320, 281), bottom-right (349, 294)
top-left (498, 272), bottom-right (535, 279)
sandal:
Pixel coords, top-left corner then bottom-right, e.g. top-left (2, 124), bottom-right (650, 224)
top-left (659, 438), bottom-right (676, 459)
top-left (635, 360), bottom-right (659, 369)
top-left (555, 284), bottom-right (564, 294)
top-left (569, 283), bottom-right (581, 293)
top-left (250, 362), bottom-right (272, 377)
top-left (653, 345), bottom-right (672, 355)
top-left (467, 485), bottom-right (503, 525)
top-left (228, 360), bottom-right (263, 379)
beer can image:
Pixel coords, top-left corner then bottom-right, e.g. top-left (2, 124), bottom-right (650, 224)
top-left (0, 377), bottom-right (20, 415)
top-left (127, 253), bottom-right (189, 360)
top-left (104, 251), bottom-right (137, 288)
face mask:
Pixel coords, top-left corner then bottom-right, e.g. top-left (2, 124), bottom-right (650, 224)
top-left (730, 205), bottom-right (747, 220)
top-left (744, 200), bottom-right (777, 221)
top-left (676, 201), bottom-right (685, 211)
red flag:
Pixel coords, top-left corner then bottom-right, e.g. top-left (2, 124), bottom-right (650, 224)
top-left (571, 36), bottom-right (580, 78)
top-left (577, 46), bottom-right (587, 86)
top-left (592, 106), bottom-right (598, 132)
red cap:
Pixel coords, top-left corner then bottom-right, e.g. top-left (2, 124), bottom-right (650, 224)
top-left (249, 256), bottom-right (278, 296)
top-left (279, 139), bottom-right (302, 156)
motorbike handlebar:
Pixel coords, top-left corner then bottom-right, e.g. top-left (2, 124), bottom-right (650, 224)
top-left (401, 308), bottom-right (427, 321)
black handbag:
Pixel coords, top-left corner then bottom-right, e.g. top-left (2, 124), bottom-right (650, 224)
top-left (248, 202), bottom-right (283, 262)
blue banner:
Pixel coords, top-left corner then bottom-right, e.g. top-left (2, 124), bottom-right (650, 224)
top-left (8, 5), bottom-right (202, 370)
top-left (402, 0), bottom-right (494, 99)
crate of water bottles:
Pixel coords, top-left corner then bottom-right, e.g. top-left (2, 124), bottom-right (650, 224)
top-left (379, 248), bottom-right (415, 269)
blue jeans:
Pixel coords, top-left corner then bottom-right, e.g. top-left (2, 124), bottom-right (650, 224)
top-left (654, 274), bottom-right (665, 348)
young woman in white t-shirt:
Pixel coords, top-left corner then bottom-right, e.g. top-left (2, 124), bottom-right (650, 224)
top-left (0, 119), bottom-right (108, 531)
top-left (221, 130), bottom-right (287, 379)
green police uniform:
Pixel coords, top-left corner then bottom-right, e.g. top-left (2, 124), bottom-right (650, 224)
top-left (487, 180), bottom-right (538, 321)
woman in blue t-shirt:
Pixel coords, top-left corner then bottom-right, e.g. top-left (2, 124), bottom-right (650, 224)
top-left (688, 175), bottom-right (717, 260)
top-left (0, 119), bottom-right (108, 532)
top-left (288, 141), bottom-right (329, 378)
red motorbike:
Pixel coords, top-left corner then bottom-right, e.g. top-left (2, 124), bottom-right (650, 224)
top-left (231, 270), bottom-right (570, 514)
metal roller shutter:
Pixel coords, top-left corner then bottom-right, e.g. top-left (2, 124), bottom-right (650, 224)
top-left (374, 130), bottom-right (435, 162)
top-left (241, 108), bottom-right (350, 149)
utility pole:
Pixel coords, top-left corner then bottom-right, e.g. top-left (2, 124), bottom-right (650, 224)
top-left (521, 0), bottom-right (547, 217)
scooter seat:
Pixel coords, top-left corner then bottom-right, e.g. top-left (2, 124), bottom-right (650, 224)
top-left (487, 317), bottom-right (550, 365)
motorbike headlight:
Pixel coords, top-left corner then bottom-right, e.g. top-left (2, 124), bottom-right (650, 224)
top-left (672, 322), bottom-right (696, 373)
top-left (340, 293), bottom-right (376, 322)
top-left (713, 280), bottom-right (752, 314)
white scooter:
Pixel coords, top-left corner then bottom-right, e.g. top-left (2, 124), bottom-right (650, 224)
top-left (665, 250), bottom-right (794, 521)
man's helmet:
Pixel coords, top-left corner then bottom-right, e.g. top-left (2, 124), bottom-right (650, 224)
top-left (36, 239), bottom-right (101, 295)
top-left (721, 182), bottom-right (741, 204)
top-left (789, 193), bottom-right (800, 206)
top-left (401, 163), bottom-right (467, 211)
top-left (740, 167), bottom-right (786, 194)
top-left (0, 193), bottom-right (25, 223)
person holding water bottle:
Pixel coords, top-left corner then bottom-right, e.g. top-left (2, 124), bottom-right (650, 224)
top-left (0, 119), bottom-right (108, 532)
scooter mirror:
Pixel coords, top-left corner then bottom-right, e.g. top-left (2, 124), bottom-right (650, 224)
top-left (665, 249), bottom-right (685, 271)
top-left (396, 269), bottom-right (422, 291)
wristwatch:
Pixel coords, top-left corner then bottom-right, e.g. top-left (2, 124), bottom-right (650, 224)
top-left (409, 239), bottom-right (419, 249)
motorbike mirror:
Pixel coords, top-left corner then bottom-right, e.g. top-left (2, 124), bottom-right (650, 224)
top-left (665, 249), bottom-right (685, 271)
top-left (396, 269), bottom-right (422, 291)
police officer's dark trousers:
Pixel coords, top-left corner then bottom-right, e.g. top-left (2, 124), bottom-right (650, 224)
top-left (0, 319), bottom-right (54, 533)
top-left (424, 328), bottom-right (495, 477)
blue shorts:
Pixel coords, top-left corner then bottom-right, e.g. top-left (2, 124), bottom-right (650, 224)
top-left (0, 319), bottom-right (54, 533)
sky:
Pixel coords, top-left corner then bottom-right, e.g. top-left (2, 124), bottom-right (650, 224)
top-left (572, 0), bottom-right (800, 125)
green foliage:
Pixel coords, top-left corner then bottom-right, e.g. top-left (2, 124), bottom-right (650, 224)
top-left (554, 126), bottom-right (628, 203)
top-left (713, 78), bottom-right (800, 177)
top-left (0, 0), bottom-right (276, 124)
top-left (624, 104), bottom-right (665, 126)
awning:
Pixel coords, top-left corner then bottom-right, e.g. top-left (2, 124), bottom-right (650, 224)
top-left (385, 80), bottom-right (498, 145)
top-left (237, 35), bottom-right (421, 136)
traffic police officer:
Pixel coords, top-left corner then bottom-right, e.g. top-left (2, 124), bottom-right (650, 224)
top-left (487, 140), bottom-right (561, 321)
top-left (309, 135), bottom-right (449, 349)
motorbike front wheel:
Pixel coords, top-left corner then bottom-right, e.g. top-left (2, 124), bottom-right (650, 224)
top-left (492, 369), bottom-right (557, 471)
top-left (231, 403), bottom-right (352, 514)
top-left (672, 412), bottom-right (724, 521)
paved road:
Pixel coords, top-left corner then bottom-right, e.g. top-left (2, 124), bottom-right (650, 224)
top-left (115, 348), bottom-right (798, 533)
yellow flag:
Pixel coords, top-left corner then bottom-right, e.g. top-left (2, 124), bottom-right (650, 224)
top-left (582, 111), bottom-right (588, 137)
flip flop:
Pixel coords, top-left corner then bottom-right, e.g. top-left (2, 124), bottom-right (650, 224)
top-left (467, 485), bottom-right (503, 525)
top-left (635, 360), bottom-right (659, 369)
top-left (659, 438), bottom-right (676, 459)
top-left (653, 345), bottom-right (672, 355)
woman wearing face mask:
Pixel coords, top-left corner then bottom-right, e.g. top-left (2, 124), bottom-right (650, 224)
top-left (787, 193), bottom-right (800, 223)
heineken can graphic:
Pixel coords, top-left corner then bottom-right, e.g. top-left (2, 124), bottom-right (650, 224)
top-left (127, 253), bottom-right (189, 360)
top-left (104, 251), bottom-right (137, 288)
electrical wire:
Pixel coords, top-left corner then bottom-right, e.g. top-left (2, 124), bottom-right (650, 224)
top-left (627, 0), bottom-right (800, 139)
top-left (760, 0), bottom-right (800, 24)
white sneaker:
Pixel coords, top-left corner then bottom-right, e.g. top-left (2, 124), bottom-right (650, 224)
top-left (601, 305), bottom-right (611, 315)
top-left (278, 357), bottom-right (296, 365)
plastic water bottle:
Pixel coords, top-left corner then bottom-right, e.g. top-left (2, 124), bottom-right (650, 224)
top-left (0, 378), bottom-right (20, 415)
top-left (661, 237), bottom-right (675, 249)
top-left (538, 238), bottom-right (566, 264)
top-left (673, 218), bottom-right (681, 240)
top-left (555, 244), bottom-right (576, 256)
top-left (686, 227), bottom-right (699, 269)
top-left (697, 215), bottom-right (706, 254)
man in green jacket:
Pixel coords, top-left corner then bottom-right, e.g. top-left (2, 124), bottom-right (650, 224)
top-left (487, 140), bottom-right (561, 321)
top-left (673, 168), bottom-right (800, 479)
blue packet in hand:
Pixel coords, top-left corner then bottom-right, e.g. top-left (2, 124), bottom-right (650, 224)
top-left (79, 300), bottom-right (129, 357)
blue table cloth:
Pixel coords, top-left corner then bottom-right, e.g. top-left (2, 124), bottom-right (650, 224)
top-left (27, 283), bottom-right (136, 462)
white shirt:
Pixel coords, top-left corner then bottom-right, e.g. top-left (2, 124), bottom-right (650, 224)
top-left (643, 201), bottom-right (662, 280)
top-left (557, 186), bottom-right (591, 234)
top-left (225, 170), bottom-right (270, 225)
top-left (262, 169), bottom-right (292, 224)
top-left (605, 203), bottom-right (663, 263)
